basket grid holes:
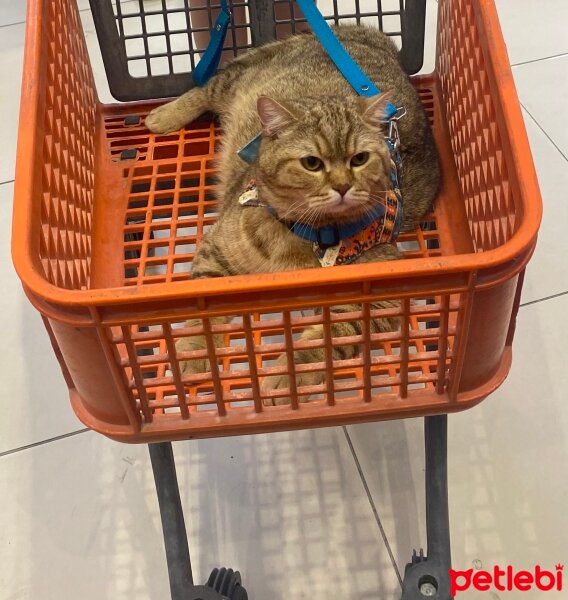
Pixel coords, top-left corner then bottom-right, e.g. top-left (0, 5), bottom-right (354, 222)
top-left (109, 0), bottom-right (405, 79)
top-left (39, 0), bottom-right (97, 290)
top-left (437, 0), bottom-right (517, 251)
top-left (115, 90), bottom-right (439, 286)
top-left (110, 298), bottom-right (456, 420)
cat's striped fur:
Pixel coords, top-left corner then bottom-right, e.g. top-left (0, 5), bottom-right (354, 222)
top-left (146, 26), bottom-right (440, 404)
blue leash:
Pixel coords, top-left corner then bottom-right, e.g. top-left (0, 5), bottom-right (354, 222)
top-left (191, 0), bottom-right (232, 86)
top-left (293, 0), bottom-right (397, 118)
top-left (192, 0), bottom-right (397, 120)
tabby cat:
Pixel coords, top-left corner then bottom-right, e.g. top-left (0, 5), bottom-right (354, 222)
top-left (146, 25), bottom-right (440, 405)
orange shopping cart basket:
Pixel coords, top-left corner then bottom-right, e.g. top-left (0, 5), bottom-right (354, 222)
top-left (11, 1), bottom-right (542, 598)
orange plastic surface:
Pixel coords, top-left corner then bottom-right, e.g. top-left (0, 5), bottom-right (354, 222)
top-left (12, 0), bottom-right (542, 442)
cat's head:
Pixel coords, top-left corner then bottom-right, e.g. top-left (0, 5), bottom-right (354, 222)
top-left (255, 92), bottom-right (395, 227)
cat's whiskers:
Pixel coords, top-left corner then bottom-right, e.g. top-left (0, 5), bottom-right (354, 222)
top-left (298, 204), bottom-right (324, 232)
top-left (280, 197), bottom-right (310, 220)
top-left (306, 206), bottom-right (324, 229)
top-left (368, 191), bottom-right (390, 207)
top-left (280, 194), bottom-right (331, 222)
top-left (360, 202), bottom-right (380, 222)
top-left (290, 204), bottom-right (320, 229)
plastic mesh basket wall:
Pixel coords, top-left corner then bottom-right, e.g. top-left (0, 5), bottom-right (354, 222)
top-left (89, 0), bottom-right (428, 101)
top-left (12, 0), bottom-right (541, 442)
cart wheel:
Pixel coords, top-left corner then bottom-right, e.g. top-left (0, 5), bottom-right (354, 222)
top-left (206, 567), bottom-right (248, 600)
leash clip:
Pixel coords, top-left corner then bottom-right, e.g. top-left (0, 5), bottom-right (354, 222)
top-left (386, 106), bottom-right (406, 150)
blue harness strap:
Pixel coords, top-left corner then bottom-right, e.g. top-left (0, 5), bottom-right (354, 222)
top-left (237, 0), bottom-right (401, 162)
top-left (191, 0), bottom-right (232, 86)
top-left (293, 0), bottom-right (397, 118)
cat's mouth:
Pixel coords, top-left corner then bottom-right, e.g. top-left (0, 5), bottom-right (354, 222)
top-left (276, 189), bottom-right (377, 225)
top-left (322, 199), bottom-right (357, 215)
top-left (316, 191), bottom-right (370, 220)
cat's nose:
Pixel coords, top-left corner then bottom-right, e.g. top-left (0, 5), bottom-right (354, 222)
top-left (333, 184), bottom-right (351, 197)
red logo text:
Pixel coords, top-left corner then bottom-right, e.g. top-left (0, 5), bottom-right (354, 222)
top-left (449, 565), bottom-right (563, 595)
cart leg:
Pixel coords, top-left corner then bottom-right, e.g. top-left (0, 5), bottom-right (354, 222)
top-left (149, 442), bottom-right (194, 599)
top-left (401, 415), bottom-right (453, 599)
top-left (149, 442), bottom-right (249, 600)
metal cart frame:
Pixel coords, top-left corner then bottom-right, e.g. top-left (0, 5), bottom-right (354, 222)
top-left (149, 414), bottom-right (452, 599)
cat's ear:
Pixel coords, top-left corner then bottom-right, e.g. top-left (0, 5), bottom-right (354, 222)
top-left (257, 96), bottom-right (298, 136)
top-left (359, 90), bottom-right (395, 129)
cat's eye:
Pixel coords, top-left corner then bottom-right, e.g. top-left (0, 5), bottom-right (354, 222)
top-left (351, 152), bottom-right (370, 167)
top-left (300, 156), bottom-right (324, 172)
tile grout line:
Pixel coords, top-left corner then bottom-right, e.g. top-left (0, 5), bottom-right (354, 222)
top-left (520, 290), bottom-right (568, 309)
top-left (342, 426), bottom-right (404, 587)
top-left (0, 428), bottom-right (90, 458)
top-left (0, 20), bottom-right (25, 28)
top-left (521, 102), bottom-right (568, 163)
top-left (512, 51), bottom-right (568, 68)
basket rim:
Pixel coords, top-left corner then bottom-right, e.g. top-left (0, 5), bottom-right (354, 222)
top-left (11, 0), bottom-right (543, 311)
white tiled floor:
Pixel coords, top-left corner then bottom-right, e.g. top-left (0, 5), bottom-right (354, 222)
top-left (348, 294), bottom-right (568, 599)
top-left (1, 1), bottom-right (567, 599)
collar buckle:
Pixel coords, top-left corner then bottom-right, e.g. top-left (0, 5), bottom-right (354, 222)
top-left (316, 224), bottom-right (341, 249)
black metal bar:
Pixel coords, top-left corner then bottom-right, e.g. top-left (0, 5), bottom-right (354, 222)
top-left (90, 0), bottom-right (429, 100)
top-left (424, 415), bottom-right (451, 566)
top-left (149, 442), bottom-right (248, 600)
top-left (149, 442), bottom-right (194, 600)
top-left (401, 415), bottom-right (453, 599)
top-left (400, 0), bottom-right (427, 74)
top-left (248, 0), bottom-right (276, 46)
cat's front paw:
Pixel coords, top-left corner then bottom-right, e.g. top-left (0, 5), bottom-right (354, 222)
top-left (176, 337), bottom-right (211, 376)
top-left (262, 373), bottom-right (294, 406)
top-left (261, 371), bottom-right (324, 406)
top-left (146, 101), bottom-right (187, 134)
